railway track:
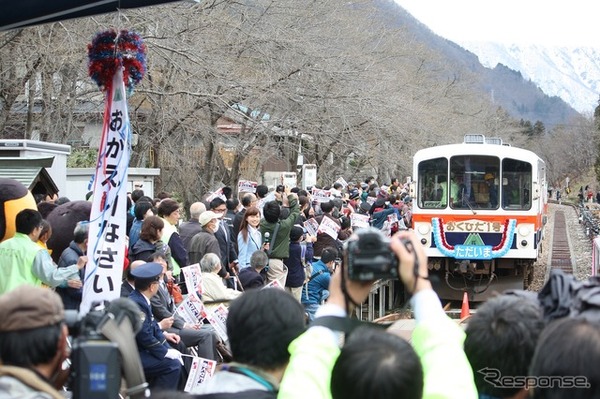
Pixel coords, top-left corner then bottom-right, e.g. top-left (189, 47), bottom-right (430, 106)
top-left (547, 210), bottom-right (574, 273)
top-left (371, 204), bottom-right (588, 322)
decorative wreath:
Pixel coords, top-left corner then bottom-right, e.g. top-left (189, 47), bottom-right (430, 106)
top-left (432, 217), bottom-right (517, 259)
top-left (88, 29), bottom-right (146, 91)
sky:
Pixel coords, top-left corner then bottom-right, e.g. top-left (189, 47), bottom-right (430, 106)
top-left (393, 0), bottom-right (600, 47)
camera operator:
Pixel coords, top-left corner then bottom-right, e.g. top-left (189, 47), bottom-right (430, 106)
top-left (279, 230), bottom-right (477, 399)
top-left (0, 286), bottom-right (70, 398)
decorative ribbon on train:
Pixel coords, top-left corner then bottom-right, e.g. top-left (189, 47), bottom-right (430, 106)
top-left (432, 218), bottom-right (517, 260)
top-left (80, 30), bottom-right (146, 315)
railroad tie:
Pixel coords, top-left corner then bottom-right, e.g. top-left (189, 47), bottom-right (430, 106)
top-left (549, 211), bottom-right (573, 273)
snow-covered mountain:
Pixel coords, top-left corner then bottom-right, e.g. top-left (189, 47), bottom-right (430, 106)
top-left (459, 42), bottom-right (600, 115)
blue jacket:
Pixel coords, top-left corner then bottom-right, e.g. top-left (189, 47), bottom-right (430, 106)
top-left (285, 242), bottom-right (313, 288)
top-left (238, 268), bottom-right (265, 290)
top-left (371, 207), bottom-right (400, 230)
top-left (301, 259), bottom-right (330, 306)
top-left (237, 226), bottom-right (262, 269)
top-left (129, 239), bottom-right (157, 263)
top-left (129, 289), bottom-right (170, 361)
top-left (129, 219), bottom-right (143, 250)
top-left (56, 241), bottom-right (84, 310)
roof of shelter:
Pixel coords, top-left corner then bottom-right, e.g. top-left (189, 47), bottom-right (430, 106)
top-left (0, 157), bottom-right (58, 195)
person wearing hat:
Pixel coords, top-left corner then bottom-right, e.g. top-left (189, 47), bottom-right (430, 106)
top-left (188, 211), bottom-right (229, 280)
top-left (129, 262), bottom-right (182, 392)
top-left (148, 253), bottom-right (222, 362)
top-left (0, 286), bottom-right (70, 398)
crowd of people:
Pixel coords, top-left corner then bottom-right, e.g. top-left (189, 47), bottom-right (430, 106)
top-left (0, 177), bottom-right (598, 398)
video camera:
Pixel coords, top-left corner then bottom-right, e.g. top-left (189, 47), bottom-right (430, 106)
top-left (65, 298), bottom-right (147, 398)
top-left (344, 227), bottom-right (400, 281)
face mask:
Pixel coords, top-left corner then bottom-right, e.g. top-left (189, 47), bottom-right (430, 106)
top-left (213, 219), bottom-right (221, 232)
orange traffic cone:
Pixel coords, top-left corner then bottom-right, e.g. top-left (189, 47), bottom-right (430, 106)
top-left (460, 291), bottom-right (470, 320)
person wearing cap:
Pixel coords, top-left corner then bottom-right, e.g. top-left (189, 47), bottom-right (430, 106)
top-left (188, 211), bottom-right (229, 280)
top-left (0, 286), bottom-right (70, 398)
top-left (149, 252), bottom-right (221, 362)
top-left (129, 262), bottom-right (182, 392)
top-left (0, 209), bottom-right (85, 295)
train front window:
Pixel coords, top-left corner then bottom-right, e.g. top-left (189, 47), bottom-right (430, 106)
top-left (418, 157), bottom-right (448, 209)
top-left (449, 155), bottom-right (500, 210)
top-left (502, 158), bottom-right (532, 210)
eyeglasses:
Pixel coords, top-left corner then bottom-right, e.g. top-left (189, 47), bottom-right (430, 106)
top-left (214, 207), bottom-right (227, 213)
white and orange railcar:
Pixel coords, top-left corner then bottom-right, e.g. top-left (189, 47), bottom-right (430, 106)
top-left (410, 135), bottom-right (547, 300)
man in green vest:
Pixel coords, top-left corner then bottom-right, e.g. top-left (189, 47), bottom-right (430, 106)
top-left (0, 209), bottom-right (85, 295)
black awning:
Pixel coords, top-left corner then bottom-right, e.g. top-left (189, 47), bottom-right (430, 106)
top-left (1, 0), bottom-right (182, 31)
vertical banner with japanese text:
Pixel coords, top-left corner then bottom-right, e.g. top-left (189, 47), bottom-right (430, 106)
top-left (80, 69), bottom-right (130, 315)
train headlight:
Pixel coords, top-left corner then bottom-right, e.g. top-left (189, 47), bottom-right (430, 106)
top-left (521, 240), bottom-right (528, 247)
top-left (417, 224), bottom-right (430, 235)
top-left (518, 225), bottom-right (531, 236)
top-left (421, 238), bottom-right (428, 245)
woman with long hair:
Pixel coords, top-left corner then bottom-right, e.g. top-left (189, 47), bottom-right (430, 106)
top-left (236, 206), bottom-right (263, 269)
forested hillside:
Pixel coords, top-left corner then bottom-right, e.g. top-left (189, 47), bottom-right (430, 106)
top-left (0, 0), bottom-right (596, 201)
